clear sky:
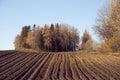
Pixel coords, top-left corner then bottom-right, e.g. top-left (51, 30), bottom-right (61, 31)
top-left (0, 0), bottom-right (108, 50)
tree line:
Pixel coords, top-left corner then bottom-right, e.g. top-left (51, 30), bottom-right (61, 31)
top-left (14, 24), bottom-right (80, 52)
top-left (14, 0), bottom-right (120, 53)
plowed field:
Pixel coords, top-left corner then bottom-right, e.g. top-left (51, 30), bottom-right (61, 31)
top-left (0, 51), bottom-right (120, 80)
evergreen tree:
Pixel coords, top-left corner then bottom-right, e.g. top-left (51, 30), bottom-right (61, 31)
top-left (20, 26), bottom-right (31, 48)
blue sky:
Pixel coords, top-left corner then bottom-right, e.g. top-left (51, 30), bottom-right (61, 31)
top-left (0, 0), bottom-right (108, 50)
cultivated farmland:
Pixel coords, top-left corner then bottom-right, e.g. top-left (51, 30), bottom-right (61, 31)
top-left (0, 51), bottom-right (120, 80)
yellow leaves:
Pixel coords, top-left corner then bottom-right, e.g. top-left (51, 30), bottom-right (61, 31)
top-left (81, 29), bottom-right (93, 51)
top-left (106, 37), bottom-right (115, 46)
top-left (103, 36), bottom-right (118, 52)
top-left (85, 39), bottom-right (93, 51)
top-left (94, 0), bottom-right (120, 52)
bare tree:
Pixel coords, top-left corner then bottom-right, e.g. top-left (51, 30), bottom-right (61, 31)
top-left (94, 0), bottom-right (120, 52)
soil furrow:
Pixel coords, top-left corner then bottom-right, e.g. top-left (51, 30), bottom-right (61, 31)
top-left (0, 51), bottom-right (120, 80)
top-left (42, 54), bottom-right (57, 80)
top-left (35, 53), bottom-right (54, 80)
top-left (0, 53), bottom-right (30, 76)
top-left (5, 54), bottom-right (38, 80)
top-left (69, 54), bottom-right (80, 80)
top-left (65, 53), bottom-right (73, 80)
top-left (27, 53), bottom-right (51, 80)
top-left (59, 53), bottom-right (67, 80)
top-left (19, 54), bottom-right (45, 80)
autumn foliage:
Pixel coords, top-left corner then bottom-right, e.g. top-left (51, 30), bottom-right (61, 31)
top-left (14, 24), bottom-right (79, 52)
top-left (94, 0), bottom-right (120, 52)
top-left (81, 29), bottom-right (93, 51)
